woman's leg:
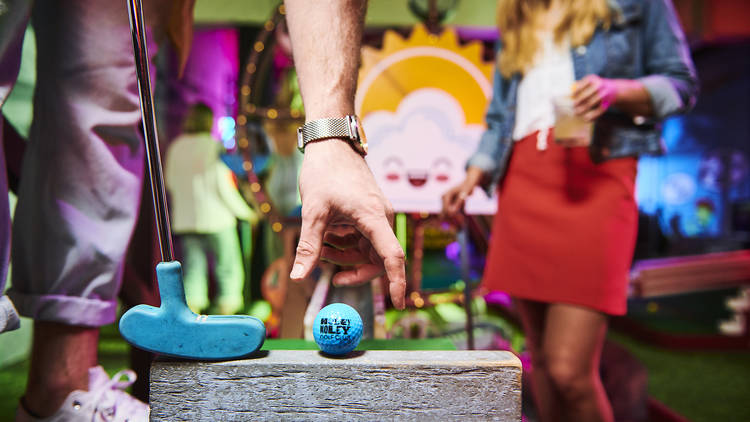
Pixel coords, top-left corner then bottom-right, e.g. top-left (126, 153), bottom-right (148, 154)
top-left (543, 303), bottom-right (612, 422)
top-left (515, 299), bottom-right (564, 422)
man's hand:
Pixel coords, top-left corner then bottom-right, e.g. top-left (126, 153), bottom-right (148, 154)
top-left (289, 140), bottom-right (406, 310)
top-left (283, 0), bottom-right (407, 309)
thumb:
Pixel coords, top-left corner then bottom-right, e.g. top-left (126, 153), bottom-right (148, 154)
top-left (290, 206), bottom-right (327, 281)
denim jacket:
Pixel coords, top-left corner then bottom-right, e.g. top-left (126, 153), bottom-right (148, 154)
top-left (467, 0), bottom-right (699, 193)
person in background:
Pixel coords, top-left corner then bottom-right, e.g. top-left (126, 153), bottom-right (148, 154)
top-left (165, 102), bottom-right (258, 315)
top-left (442, 0), bottom-right (697, 421)
top-left (4, 2), bottom-right (177, 420)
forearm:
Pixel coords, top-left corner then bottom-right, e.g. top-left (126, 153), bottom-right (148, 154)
top-left (284, 0), bottom-right (366, 121)
top-left (284, 1), bottom-right (405, 309)
top-left (612, 79), bottom-right (654, 118)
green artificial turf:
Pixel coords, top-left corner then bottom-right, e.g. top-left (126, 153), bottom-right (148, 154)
top-left (262, 338), bottom-right (456, 351)
top-left (610, 332), bottom-right (750, 422)
top-left (610, 287), bottom-right (750, 421)
top-left (0, 359), bottom-right (28, 419)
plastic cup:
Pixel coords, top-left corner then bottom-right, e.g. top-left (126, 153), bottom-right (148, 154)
top-left (552, 95), bottom-right (593, 147)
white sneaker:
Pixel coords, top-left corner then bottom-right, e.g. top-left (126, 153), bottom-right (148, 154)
top-left (16, 366), bottom-right (149, 422)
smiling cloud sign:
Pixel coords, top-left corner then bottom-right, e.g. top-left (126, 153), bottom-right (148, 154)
top-left (356, 25), bottom-right (497, 215)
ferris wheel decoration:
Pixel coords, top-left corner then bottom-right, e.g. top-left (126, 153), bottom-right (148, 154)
top-left (236, 3), bottom-right (303, 234)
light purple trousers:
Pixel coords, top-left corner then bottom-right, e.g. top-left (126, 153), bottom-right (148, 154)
top-left (1, 0), bottom-right (167, 329)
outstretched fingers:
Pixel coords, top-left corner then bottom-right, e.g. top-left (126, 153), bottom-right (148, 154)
top-left (357, 216), bottom-right (406, 309)
top-left (290, 206), bottom-right (329, 281)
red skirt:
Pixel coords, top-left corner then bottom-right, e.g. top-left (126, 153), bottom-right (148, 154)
top-left (482, 130), bottom-right (638, 315)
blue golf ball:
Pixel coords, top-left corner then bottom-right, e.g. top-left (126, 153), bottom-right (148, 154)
top-left (313, 303), bottom-right (363, 355)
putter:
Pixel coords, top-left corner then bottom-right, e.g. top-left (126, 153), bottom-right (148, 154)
top-left (118, 0), bottom-right (265, 360)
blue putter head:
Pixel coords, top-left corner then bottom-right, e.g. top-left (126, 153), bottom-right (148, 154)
top-left (119, 261), bottom-right (265, 360)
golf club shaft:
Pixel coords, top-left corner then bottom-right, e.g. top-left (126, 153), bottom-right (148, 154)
top-left (127, 0), bottom-right (174, 262)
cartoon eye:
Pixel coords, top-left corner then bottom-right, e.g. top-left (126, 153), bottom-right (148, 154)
top-left (432, 157), bottom-right (451, 183)
top-left (383, 157), bottom-right (404, 182)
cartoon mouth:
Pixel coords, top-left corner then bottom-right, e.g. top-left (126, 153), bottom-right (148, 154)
top-left (408, 171), bottom-right (428, 187)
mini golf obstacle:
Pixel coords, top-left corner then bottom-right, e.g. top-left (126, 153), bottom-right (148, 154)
top-left (149, 350), bottom-right (522, 421)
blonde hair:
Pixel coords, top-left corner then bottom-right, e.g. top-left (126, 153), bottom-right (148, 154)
top-left (496, 0), bottom-right (611, 78)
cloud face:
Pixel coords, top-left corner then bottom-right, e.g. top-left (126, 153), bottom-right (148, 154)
top-left (364, 88), bottom-right (497, 214)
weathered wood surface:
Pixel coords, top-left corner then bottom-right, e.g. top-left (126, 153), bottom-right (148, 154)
top-left (150, 350), bottom-right (522, 421)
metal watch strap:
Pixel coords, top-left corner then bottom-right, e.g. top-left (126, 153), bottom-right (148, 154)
top-left (297, 117), bottom-right (354, 150)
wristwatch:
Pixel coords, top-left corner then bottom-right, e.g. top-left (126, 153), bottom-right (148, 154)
top-left (297, 115), bottom-right (368, 156)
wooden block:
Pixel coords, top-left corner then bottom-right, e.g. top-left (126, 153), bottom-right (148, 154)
top-left (150, 350), bottom-right (522, 421)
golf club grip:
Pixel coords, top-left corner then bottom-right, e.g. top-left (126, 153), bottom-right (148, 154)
top-left (127, 0), bottom-right (174, 262)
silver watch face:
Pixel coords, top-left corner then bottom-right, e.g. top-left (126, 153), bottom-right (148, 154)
top-left (296, 127), bottom-right (305, 151)
top-left (347, 115), bottom-right (368, 155)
